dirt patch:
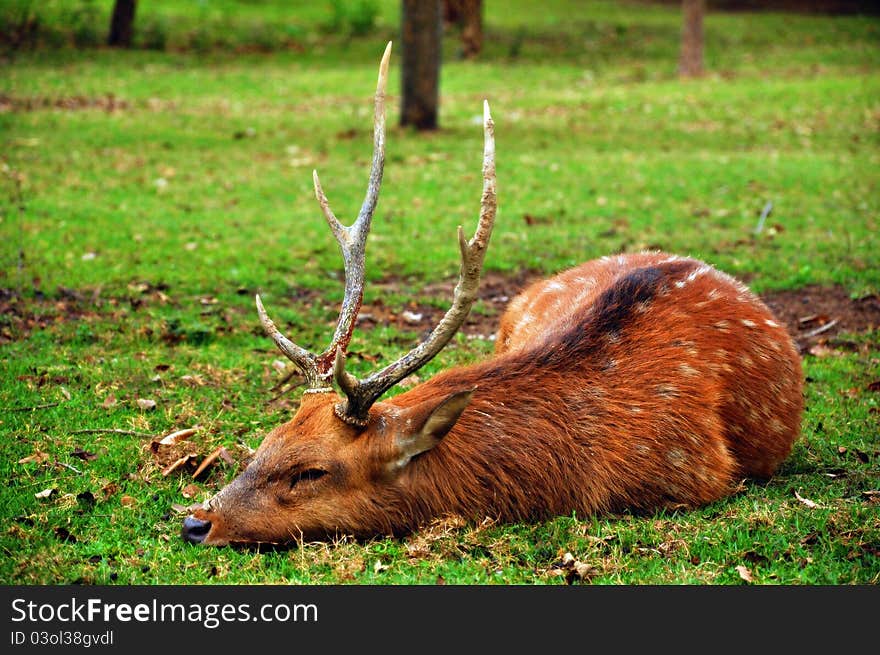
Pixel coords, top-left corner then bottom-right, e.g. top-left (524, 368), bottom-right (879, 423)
top-left (0, 94), bottom-right (131, 113)
top-left (362, 274), bottom-right (880, 352)
top-left (3, 277), bottom-right (878, 351)
top-left (361, 270), bottom-right (544, 339)
top-left (762, 285), bottom-right (880, 353)
top-left (0, 286), bottom-right (104, 344)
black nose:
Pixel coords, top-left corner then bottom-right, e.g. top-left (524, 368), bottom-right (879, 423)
top-left (182, 516), bottom-right (212, 544)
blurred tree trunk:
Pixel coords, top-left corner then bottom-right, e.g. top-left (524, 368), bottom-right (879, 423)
top-left (108, 0), bottom-right (137, 48)
top-left (401, 0), bottom-right (442, 130)
top-left (444, 0), bottom-right (483, 59)
top-left (679, 0), bottom-right (705, 77)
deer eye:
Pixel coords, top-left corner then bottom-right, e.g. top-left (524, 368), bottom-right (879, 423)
top-left (290, 468), bottom-right (328, 489)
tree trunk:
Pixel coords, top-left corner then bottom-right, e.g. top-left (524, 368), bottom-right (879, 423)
top-left (679, 0), bottom-right (705, 77)
top-left (401, 0), bottom-right (442, 130)
top-left (108, 0), bottom-right (137, 48)
top-left (444, 0), bottom-right (482, 59)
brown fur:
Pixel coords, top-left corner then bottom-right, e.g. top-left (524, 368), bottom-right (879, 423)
top-left (187, 251), bottom-right (803, 545)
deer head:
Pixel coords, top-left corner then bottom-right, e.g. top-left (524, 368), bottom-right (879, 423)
top-left (182, 42), bottom-right (497, 545)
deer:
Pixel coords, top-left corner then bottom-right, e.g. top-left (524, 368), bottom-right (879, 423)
top-left (182, 43), bottom-right (803, 546)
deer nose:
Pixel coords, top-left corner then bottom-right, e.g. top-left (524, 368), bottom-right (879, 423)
top-left (181, 515), bottom-right (212, 544)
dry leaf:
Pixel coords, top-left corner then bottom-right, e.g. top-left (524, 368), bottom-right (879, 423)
top-left (18, 451), bottom-right (50, 464)
top-left (181, 484), bottom-right (201, 499)
top-left (170, 503), bottom-right (191, 514)
top-left (161, 453), bottom-right (197, 477)
top-left (373, 560), bottom-right (390, 573)
top-left (60, 386), bottom-right (71, 401)
top-left (136, 398), bottom-right (157, 411)
top-left (807, 344), bottom-right (843, 358)
top-left (192, 447), bottom-right (224, 479)
top-left (735, 565), bottom-right (753, 583)
top-left (794, 491), bottom-right (819, 508)
top-left (120, 495), bottom-right (137, 507)
top-left (35, 487), bottom-right (57, 499)
top-left (158, 426), bottom-right (199, 446)
top-left (70, 448), bottom-right (98, 461)
top-left (102, 394), bottom-right (117, 409)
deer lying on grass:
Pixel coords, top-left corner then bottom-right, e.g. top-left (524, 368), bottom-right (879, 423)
top-left (182, 43), bottom-right (803, 546)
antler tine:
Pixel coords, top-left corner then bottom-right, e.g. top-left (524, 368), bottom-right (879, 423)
top-left (312, 40), bottom-right (392, 375)
top-left (255, 294), bottom-right (322, 389)
top-left (335, 101), bottom-right (497, 425)
top-left (258, 43), bottom-right (391, 390)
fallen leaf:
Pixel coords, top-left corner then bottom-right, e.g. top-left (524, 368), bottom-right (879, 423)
top-left (76, 491), bottom-right (96, 506)
top-left (868, 381), bottom-right (880, 392)
top-left (798, 313), bottom-right (829, 326)
top-left (735, 565), bottom-right (753, 583)
top-left (192, 447), bottom-right (224, 479)
top-left (18, 451), bottom-right (50, 464)
top-left (794, 490), bottom-right (819, 509)
top-left (35, 487), bottom-right (57, 499)
top-left (170, 503), bottom-right (190, 514)
top-left (55, 527), bottom-right (76, 543)
top-left (70, 448), bottom-right (98, 461)
top-left (136, 398), bottom-right (157, 411)
top-left (102, 394), bottom-right (117, 409)
top-left (161, 453), bottom-right (197, 477)
top-left (60, 386), bottom-right (71, 401)
top-left (181, 484), bottom-right (201, 499)
top-left (807, 344), bottom-right (843, 358)
top-left (373, 560), bottom-right (390, 573)
top-left (120, 495), bottom-right (137, 507)
top-left (158, 426), bottom-right (199, 446)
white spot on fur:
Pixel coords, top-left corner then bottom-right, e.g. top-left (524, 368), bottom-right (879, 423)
top-left (741, 319), bottom-right (757, 328)
top-left (656, 384), bottom-right (679, 398)
top-left (547, 281), bottom-right (565, 292)
top-left (678, 363), bottom-right (699, 377)
top-left (666, 448), bottom-right (687, 468)
top-left (765, 319), bottom-right (779, 328)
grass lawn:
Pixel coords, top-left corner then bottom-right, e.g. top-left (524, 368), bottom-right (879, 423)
top-left (0, 1), bottom-right (878, 585)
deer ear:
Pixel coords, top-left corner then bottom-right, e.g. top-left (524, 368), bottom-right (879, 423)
top-left (394, 389), bottom-right (475, 464)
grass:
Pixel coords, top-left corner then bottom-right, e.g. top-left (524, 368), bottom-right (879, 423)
top-left (1, 1), bottom-right (878, 585)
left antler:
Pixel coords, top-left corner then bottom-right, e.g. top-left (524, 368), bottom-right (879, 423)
top-left (333, 100), bottom-right (497, 425)
top-left (256, 41), bottom-right (392, 391)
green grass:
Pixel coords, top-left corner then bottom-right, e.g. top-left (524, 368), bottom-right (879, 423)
top-left (1, 1), bottom-right (878, 585)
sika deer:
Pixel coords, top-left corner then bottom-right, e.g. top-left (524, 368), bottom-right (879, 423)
top-left (182, 43), bottom-right (802, 546)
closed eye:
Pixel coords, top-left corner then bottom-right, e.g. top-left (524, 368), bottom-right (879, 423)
top-left (290, 468), bottom-right (328, 488)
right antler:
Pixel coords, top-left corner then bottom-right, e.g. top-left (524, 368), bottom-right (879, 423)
top-left (257, 41), bottom-right (498, 427)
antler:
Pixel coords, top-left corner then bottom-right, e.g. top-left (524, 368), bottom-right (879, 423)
top-left (333, 100), bottom-right (497, 426)
top-left (256, 41), bottom-right (392, 391)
